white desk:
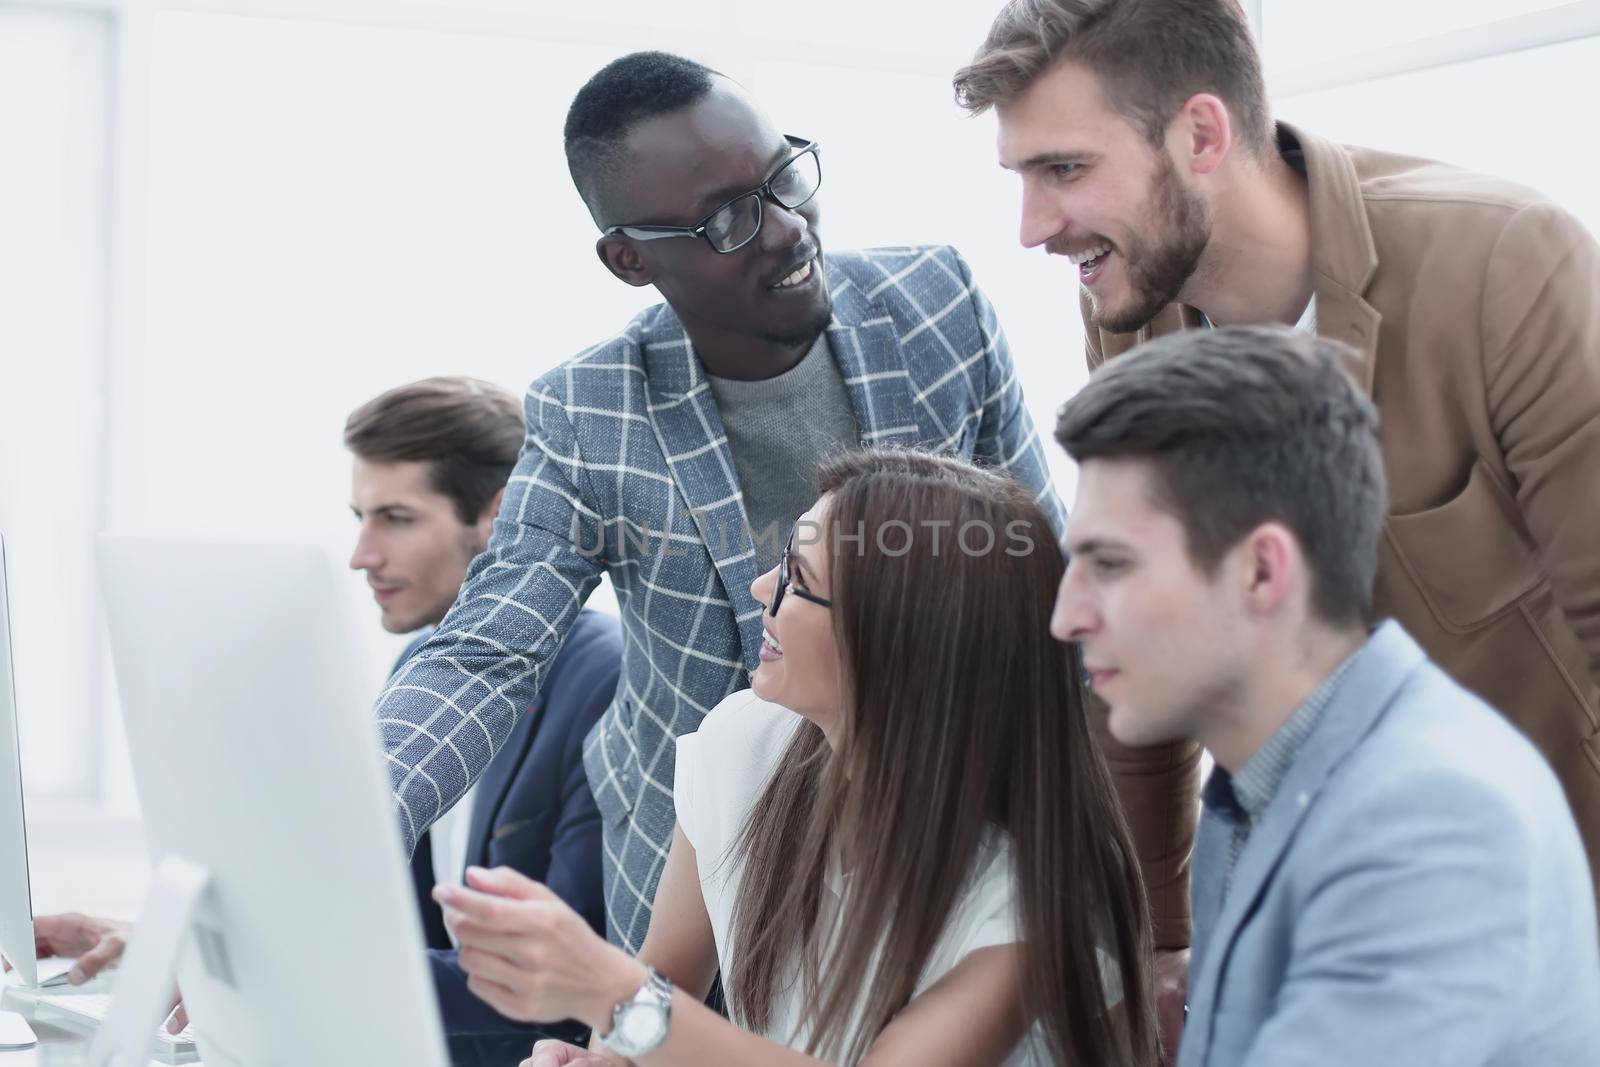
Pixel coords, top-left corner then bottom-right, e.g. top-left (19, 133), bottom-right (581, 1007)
top-left (1, 987), bottom-right (537, 1067)
top-left (0, 986), bottom-right (187, 1067)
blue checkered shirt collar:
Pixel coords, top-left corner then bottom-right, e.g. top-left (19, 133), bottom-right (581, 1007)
top-left (1232, 651), bottom-right (1358, 820)
top-left (1205, 645), bottom-right (1363, 890)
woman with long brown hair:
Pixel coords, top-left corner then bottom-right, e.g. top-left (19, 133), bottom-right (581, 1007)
top-left (437, 448), bottom-right (1157, 1067)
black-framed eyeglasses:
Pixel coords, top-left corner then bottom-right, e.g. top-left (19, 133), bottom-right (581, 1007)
top-left (769, 533), bottom-right (831, 617)
top-left (604, 135), bottom-right (822, 255)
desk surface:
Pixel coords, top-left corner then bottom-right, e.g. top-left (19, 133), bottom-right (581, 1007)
top-left (0, 987), bottom-right (181, 1067)
top-left (1, 984), bottom-right (536, 1067)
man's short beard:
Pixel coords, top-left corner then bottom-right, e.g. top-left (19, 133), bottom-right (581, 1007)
top-left (1089, 152), bottom-right (1210, 335)
top-left (759, 292), bottom-right (835, 349)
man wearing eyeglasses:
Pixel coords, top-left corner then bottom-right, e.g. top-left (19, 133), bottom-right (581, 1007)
top-left (373, 50), bottom-right (1071, 962)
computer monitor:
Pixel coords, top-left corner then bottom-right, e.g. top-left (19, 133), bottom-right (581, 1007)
top-left (96, 536), bottom-right (449, 1066)
top-left (0, 535), bottom-right (38, 988)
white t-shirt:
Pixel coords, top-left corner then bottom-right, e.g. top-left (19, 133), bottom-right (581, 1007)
top-left (674, 689), bottom-right (1053, 1065)
top-left (431, 781), bottom-right (480, 946)
top-left (1295, 293), bottom-right (1318, 335)
top-left (1198, 293), bottom-right (1317, 334)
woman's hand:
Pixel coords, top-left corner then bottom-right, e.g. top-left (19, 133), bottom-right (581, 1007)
top-left (520, 1038), bottom-right (620, 1067)
top-left (435, 866), bottom-right (647, 1033)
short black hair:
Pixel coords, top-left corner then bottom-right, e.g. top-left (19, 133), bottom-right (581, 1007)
top-left (343, 376), bottom-right (524, 525)
top-left (564, 51), bottom-right (720, 221)
top-left (1055, 326), bottom-right (1386, 627)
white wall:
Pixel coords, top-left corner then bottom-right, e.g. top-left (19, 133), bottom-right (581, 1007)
top-left (1273, 32), bottom-right (1600, 236)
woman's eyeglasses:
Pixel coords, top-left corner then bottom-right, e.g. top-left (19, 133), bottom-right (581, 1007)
top-left (769, 534), bottom-right (831, 616)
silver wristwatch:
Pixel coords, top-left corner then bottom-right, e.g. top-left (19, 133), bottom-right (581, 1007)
top-left (599, 965), bottom-right (674, 1057)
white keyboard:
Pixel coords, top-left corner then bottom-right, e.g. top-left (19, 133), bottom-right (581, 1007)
top-left (33, 992), bottom-right (197, 1053)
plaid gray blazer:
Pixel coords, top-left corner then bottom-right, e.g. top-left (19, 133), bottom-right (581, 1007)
top-left (376, 245), bottom-right (1067, 951)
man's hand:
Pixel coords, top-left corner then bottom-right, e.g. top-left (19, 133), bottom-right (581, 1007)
top-left (1155, 949), bottom-right (1189, 1066)
top-left (28, 913), bottom-right (128, 985)
top-left (522, 1038), bottom-right (618, 1067)
top-left (16, 912), bottom-right (187, 1030)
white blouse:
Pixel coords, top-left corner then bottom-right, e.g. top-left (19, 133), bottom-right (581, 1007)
top-left (673, 689), bottom-right (1052, 1065)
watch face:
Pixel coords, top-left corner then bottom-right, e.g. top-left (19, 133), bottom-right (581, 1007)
top-left (617, 1001), bottom-right (668, 1048)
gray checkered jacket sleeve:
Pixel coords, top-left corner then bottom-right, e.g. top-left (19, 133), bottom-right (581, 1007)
top-left (375, 379), bottom-right (606, 854)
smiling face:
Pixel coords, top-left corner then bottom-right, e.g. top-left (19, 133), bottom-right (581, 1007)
top-left (748, 497), bottom-right (845, 738)
top-left (595, 80), bottom-right (832, 372)
top-left (998, 59), bottom-right (1210, 334)
top-left (348, 458), bottom-right (493, 634)
top-left (1051, 457), bottom-right (1248, 748)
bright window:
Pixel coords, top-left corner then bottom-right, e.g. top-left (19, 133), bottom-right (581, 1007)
top-left (0, 8), bottom-right (112, 802)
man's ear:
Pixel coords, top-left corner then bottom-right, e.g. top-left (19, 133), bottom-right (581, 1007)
top-left (595, 234), bottom-right (655, 288)
top-left (1171, 92), bottom-right (1233, 178)
top-left (1238, 522), bottom-right (1298, 617)
top-left (476, 487), bottom-right (505, 544)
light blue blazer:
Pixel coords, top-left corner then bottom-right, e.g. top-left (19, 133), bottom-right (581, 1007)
top-left (1181, 621), bottom-right (1600, 1067)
